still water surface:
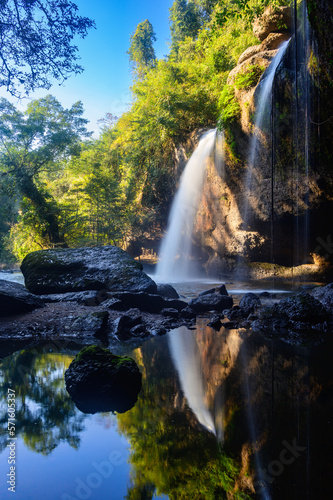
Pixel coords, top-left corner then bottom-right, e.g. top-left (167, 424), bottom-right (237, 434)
top-left (0, 281), bottom-right (332, 499)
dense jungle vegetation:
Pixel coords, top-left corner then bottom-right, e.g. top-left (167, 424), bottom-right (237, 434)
top-left (0, 0), bottom-right (287, 264)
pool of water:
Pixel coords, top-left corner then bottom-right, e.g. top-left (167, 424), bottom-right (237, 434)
top-left (0, 281), bottom-right (332, 499)
top-left (0, 271), bottom-right (25, 285)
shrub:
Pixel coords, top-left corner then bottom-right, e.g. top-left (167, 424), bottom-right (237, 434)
top-left (234, 64), bottom-right (265, 90)
top-left (218, 84), bottom-right (241, 128)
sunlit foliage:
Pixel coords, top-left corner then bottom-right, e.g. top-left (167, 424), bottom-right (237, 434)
top-left (0, 0), bottom-right (289, 262)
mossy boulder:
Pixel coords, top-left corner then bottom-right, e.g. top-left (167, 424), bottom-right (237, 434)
top-left (65, 345), bottom-right (142, 414)
top-left (21, 246), bottom-right (157, 295)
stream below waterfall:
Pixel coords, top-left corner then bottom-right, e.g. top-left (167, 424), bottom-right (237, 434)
top-left (0, 280), bottom-right (332, 500)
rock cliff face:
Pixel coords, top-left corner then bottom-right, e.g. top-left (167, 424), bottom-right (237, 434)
top-left (191, 3), bottom-right (333, 278)
top-left (306, 0), bottom-right (333, 83)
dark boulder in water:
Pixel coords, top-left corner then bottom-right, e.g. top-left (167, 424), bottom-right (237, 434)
top-left (156, 283), bottom-right (179, 299)
top-left (107, 291), bottom-right (187, 314)
top-left (189, 292), bottom-right (233, 313)
top-left (274, 292), bottom-right (328, 323)
top-left (21, 246), bottom-right (157, 295)
top-left (226, 306), bottom-right (245, 321)
top-left (239, 293), bottom-right (262, 316)
top-left (199, 284), bottom-right (229, 297)
top-left (208, 315), bottom-right (224, 330)
top-left (252, 292), bottom-right (331, 345)
top-left (65, 345), bottom-right (142, 414)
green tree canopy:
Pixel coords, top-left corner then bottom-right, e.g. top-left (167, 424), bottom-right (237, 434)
top-left (193, 0), bottom-right (219, 20)
top-left (0, 0), bottom-right (95, 97)
top-left (0, 95), bottom-right (91, 246)
top-left (127, 19), bottom-right (157, 79)
top-left (169, 0), bottom-right (202, 55)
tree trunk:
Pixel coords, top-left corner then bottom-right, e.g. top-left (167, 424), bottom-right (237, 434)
top-left (17, 171), bottom-right (66, 246)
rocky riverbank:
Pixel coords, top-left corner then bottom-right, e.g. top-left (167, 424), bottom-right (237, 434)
top-left (0, 246), bottom-right (332, 357)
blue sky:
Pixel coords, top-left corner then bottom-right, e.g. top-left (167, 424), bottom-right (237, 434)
top-left (0, 0), bottom-right (174, 136)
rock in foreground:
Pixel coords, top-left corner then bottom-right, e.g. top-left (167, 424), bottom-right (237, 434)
top-left (0, 279), bottom-right (43, 317)
top-left (65, 345), bottom-right (142, 414)
top-left (21, 246), bottom-right (157, 295)
top-left (239, 293), bottom-right (262, 316)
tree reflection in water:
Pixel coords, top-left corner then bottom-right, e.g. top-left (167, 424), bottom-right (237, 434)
top-left (0, 347), bottom-right (86, 455)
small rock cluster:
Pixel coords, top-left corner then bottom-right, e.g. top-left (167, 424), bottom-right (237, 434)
top-left (232, 287), bottom-right (332, 345)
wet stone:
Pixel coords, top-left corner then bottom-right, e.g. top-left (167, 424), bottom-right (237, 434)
top-left (239, 293), bottom-right (262, 316)
top-left (65, 345), bottom-right (142, 414)
top-left (156, 283), bottom-right (179, 299)
top-left (161, 308), bottom-right (180, 318)
top-left (189, 293), bottom-right (233, 313)
top-left (208, 316), bottom-right (224, 330)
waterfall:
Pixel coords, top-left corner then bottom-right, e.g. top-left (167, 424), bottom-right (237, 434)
top-left (243, 41), bottom-right (290, 231)
top-left (156, 129), bottom-right (217, 282)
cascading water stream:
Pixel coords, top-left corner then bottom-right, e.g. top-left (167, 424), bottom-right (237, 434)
top-left (156, 129), bottom-right (217, 282)
top-left (242, 41), bottom-right (290, 233)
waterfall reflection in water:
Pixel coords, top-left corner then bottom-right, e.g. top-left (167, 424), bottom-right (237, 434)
top-left (168, 326), bottom-right (217, 436)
